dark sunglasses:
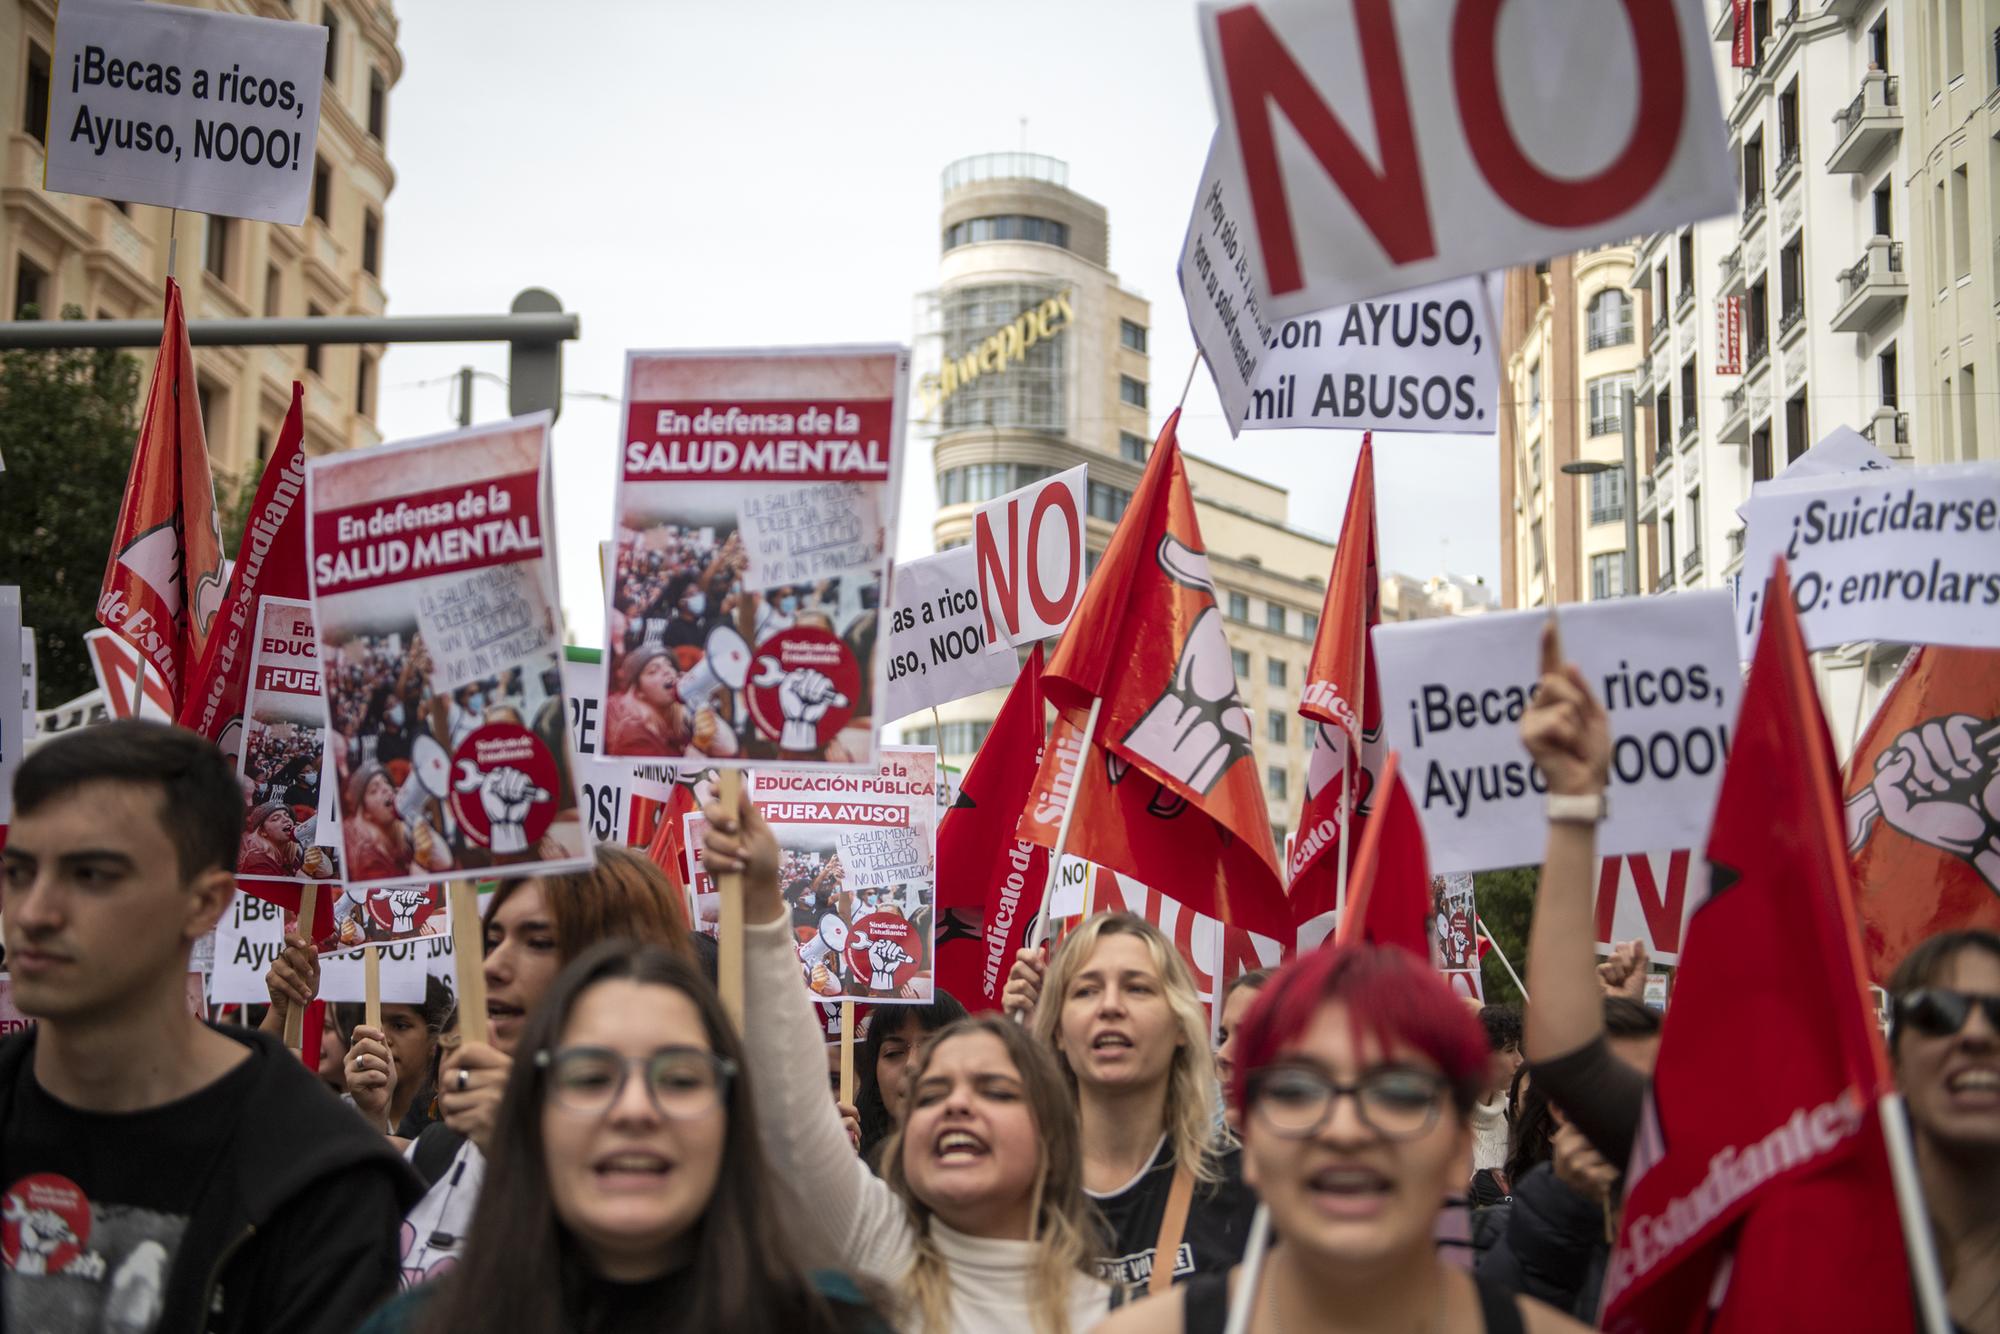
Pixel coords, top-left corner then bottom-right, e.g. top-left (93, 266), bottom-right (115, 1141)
top-left (1893, 989), bottom-right (2000, 1042)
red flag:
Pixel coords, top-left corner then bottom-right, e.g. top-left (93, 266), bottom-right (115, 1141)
top-left (98, 279), bottom-right (226, 710)
top-left (1037, 412), bottom-right (1287, 941)
top-left (1290, 437), bottom-right (1385, 926)
top-left (933, 646), bottom-right (1052, 1011)
top-left (643, 779), bottom-right (700, 891)
top-left (1601, 561), bottom-right (1911, 1334)
top-left (1333, 752), bottom-right (1429, 959)
top-left (1842, 645), bottom-right (2000, 979)
top-left (179, 383), bottom-right (310, 749)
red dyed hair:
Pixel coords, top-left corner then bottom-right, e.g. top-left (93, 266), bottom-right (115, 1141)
top-left (1230, 944), bottom-right (1488, 1118)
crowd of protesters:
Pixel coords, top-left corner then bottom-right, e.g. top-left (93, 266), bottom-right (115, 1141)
top-left (1, 698), bottom-right (1994, 1331)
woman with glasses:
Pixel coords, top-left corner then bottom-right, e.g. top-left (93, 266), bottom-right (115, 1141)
top-left (358, 942), bottom-right (888, 1332)
top-left (1097, 944), bottom-right (1589, 1334)
top-left (1885, 929), bottom-right (2000, 1334)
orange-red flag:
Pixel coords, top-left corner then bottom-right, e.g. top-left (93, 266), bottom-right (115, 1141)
top-left (1842, 645), bottom-right (2000, 980)
top-left (1602, 561), bottom-right (1912, 1334)
top-left (1333, 752), bottom-right (1429, 959)
top-left (1034, 412), bottom-right (1287, 942)
top-left (99, 279), bottom-right (225, 709)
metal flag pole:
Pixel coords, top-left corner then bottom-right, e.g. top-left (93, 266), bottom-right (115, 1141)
top-left (1221, 1204), bottom-right (1272, 1334)
top-left (1476, 918), bottom-right (1529, 1004)
top-left (1879, 1091), bottom-right (1954, 1334)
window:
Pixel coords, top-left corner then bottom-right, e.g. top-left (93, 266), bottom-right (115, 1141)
top-left (1868, 13), bottom-right (1890, 69)
top-left (1676, 230), bottom-right (1694, 301)
top-left (1527, 361), bottom-right (1542, 417)
top-left (1662, 514), bottom-right (1677, 581)
top-left (13, 255), bottom-right (46, 319)
top-left (1530, 518), bottom-right (1546, 576)
top-left (938, 282), bottom-right (1066, 430)
top-left (937, 463), bottom-right (1056, 505)
top-left (1934, 179), bottom-right (1949, 293)
top-left (312, 160), bottom-right (332, 224)
top-left (1679, 359), bottom-right (1697, 437)
top-left (1119, 375), bottom-right (1147, 409)
top-left (1087, 482), bottom-right (1130, 521)
top-left (1960, 365), bottom-right (1978, 458)
top-left (24, 42), bottom-right (50, 145)
top-left (1267, 766), bottom-right (1288, 800)
top-left (1747, 276), bottom-right (1769, 357)
top-left (1742, 131), bottom-right (1764, 212)
top-left (1530, 440), bottom-right (1543, 490)
top-left (1586, 290), bottom-right (1633, 349)
top-left (1120, 319), bottom-right (1148, 353)
top-left (366, 68), bottom-right (386, 140)
top-left (356, 352), bottom-right (374, 415)
top-left (256, 429), bottom-right (272, 463)
top-left (1872, 180), bottom-right (1893, 238)
top-left (1946, 0), bottom-right (1965, 81)
top-left (1656, 387), bottom-right (1673, 452)
top-left (1779, 234), bottom-right (1804, 326)
top-left (1589, 467), bottom-right (1626, 526)
top-left (1880, 344), bottom-right (1899, 409)
top-left (1587, 375), bottom-right (1631, 436)
top-left (362, 211), bottom-right (381, 277)
top-left (264, 264), bottom-right (282, 318)
top-left (1777, 80), bottom-right (1800, 167)
top-left (1265, 603), bottom-right (1286, 633)
top-left (1231, 648), bottom-right (1250, 678)
top-left (1686, 488), bottom-right (1702, 562)
top-left (1084, 547), bottom-right (1099, 576)
top-left (1268, 659), bottom-right (1287, 687)
top-left (323, 5), bottom-right (339, 81)
top-left (1952, 166), bottom-right (1971, 279)
top-left (1268, 711), bottom-right (1287, 745)
top-left (204, 217), bottom-right (231, 282)
top-left (1301, 612), bottom-right (1319, 640)
top-left (1590, 552), bottom-right (1625, 600)
top-left (1752, 425), bottom-right (1774, 482)
top-left (1119, 431), bottom-right (1147, 462)
top-left (196, 383), bottom-right (216, 440)
top-left (305, 303), bottom-right (325, 376)
top-left (1227, 591), bottom-right (1249, 621)
top-left (1785, 390), bottom-right (1810, 463)
top-left (941, 215), bottom-right (1072, 251)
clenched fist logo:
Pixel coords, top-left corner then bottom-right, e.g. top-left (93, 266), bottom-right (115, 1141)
top-left (1122, 604), bottom-right (1253, 795)
top-left (383, 888), bottom-right (433, 934)
top-left (856, 932), bottom-right (916, 991)
top-left (1848, 713), bottom-right (2000, 894)
top-left (756, 660), bottom-right (849, 752)
top-left (454, 761), bottom-right (551, 854)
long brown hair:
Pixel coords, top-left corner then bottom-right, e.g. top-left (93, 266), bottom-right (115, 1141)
top-left (487, 843), bottom-right (694, 964)
top-left (420, 942), bottom-right (881, 1333)
top-left (882, 1013), bottom-right (1104, 1334)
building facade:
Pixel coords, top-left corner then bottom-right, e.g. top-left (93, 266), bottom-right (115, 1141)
top-left (1496, 247), bottom-right (1656, 608)
top-left (1, 0), bottom-right (401, 479)
top-left (904, 152), bottom-right (1337, 850)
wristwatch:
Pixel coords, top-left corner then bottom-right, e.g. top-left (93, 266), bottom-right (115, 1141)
top-left (1547, 793), bottom-right (1607, 825)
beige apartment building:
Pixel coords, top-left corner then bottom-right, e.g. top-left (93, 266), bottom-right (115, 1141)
top-left (907, 152), bottom-right (1336, 851)
top-left (1496, 247), bottom-right (1657, 608)
top-left (1, 0), bottom-right (400, 480)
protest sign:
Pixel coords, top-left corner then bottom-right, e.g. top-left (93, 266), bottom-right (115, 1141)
top-left (211, 890), bottom-right (287, 1004)
top-left (0, 589), bottom-right (19, 838)
top-left (1064, 864), bottom-right (1287, 1002)
top-left (972, 466), bottom-right (1087, 654)
top-left (234, 597), bottom-right (340, 883)
top-left (19, 626), bottom-right (34, 740)
top-left (882, 547), bottom-right (1018, 720)
top-left (30, 692), bottom-right (109, 746)
top-left (1374, 592), bottom-right (1740, 874)
top-left (211, 889), bottom-right (437, 1005)
top-left (1197, 0), bottom-right (1733, 317)
top-left (1595, 850), bottom-right (1702, 966)
top-left (1736, 461), bottom-right (2000, 656)
top-left (0, 979), bottom-right (29, 1038)
top-left (1180, 134), bottom-right (1498, 436)
top-left (45, 0), bottom-right (327, 223)
top-left (319, 935), bottom-right (427, 1004)
top-left (608, 346), bottom-right (907, 768)
top-left (82, 627), bottom-right (172, 720)
top-left (1737, 427), bottom-right (1893, 519)
top-left (306, 413), bottom-right (588, 889)
top-left (1431, 873), bottom-right (1482, 1000)
top-left (685, 746), bottom-right (938, 1002)
top-left (561, 647), bottom-right (682, 846)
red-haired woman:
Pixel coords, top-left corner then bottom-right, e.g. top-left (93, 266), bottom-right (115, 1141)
top-left (1097, 945), bottom-right (1590, 1334)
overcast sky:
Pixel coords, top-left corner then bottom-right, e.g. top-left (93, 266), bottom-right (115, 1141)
top-left (372, 0), bottom-right (1503, 643)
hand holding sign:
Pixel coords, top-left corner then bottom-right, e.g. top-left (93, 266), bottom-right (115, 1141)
top-left (1521, 616), bottom-right (1611, 799)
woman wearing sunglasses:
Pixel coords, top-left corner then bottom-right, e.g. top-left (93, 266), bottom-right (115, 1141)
top-left (1097, 945), bottom-right (1588, 1334)
top-left (359, 942), bottom-right (888, 1332)
top-left (1887, 929), bottom-right (2000, 1334)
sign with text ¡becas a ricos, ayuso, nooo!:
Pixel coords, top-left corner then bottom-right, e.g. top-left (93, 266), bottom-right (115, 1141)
top-left (45, 0), bottom-right (327, 224)
top-left (1372, 592), bottom-right (1741, 876)
top-left (1196, 0), bottom-right (1734, 318)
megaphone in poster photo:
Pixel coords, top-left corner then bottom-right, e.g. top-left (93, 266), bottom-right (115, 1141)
top-left (676, 625), bottom-right (751, 710)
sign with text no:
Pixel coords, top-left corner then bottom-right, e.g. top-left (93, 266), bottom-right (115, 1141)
top-left (972, 466), bottom-right (1087, 655)
top-left (1198, 0), bottom-right (1734, 316)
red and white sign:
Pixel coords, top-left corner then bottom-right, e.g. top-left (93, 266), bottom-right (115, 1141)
top-left (1198, 0), bottom-right (1735, 316)
top-left (234, 596), bottom-right (341, 887)
top-left (973, 465), bottom-right (1087, 655)
top-left (82, 628), bottom-right (173, 721)
top-left (1731, 0), bottom-right (1755, 67)
top-left (1715, 295), bottom-right (1743, 376)
top-left (1594, 849), bottom-right (1703, 966)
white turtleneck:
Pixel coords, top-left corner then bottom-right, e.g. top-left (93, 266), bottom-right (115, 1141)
top-left (1471, 1091), bottom-right (1510, 1174)
top-left (742, 916), bottom-right (1111, 1333)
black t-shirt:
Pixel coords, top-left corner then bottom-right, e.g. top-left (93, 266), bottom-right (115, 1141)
top-left (1, 1047), bottom-right (258, 1332)
top-left (1089, 1137), bottom-right (1259, 1290)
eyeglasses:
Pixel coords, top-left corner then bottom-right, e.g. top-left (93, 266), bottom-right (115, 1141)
top-left (535, 1045), bottom-right (736, 1120)
top-left (1894, 989), bottom-right (2000, 1042)
top-left (1246, 1064), bottom-right (1450, 1142)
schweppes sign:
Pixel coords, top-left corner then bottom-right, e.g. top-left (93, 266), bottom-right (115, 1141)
top-left (917, 290), bottom-right (1074, 418)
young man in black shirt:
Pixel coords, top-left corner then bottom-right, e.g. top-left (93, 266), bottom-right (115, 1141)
top-left (0, 720), bottom-right (421, 1333)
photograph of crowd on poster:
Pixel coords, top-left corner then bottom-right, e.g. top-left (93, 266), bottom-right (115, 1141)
top-left (1431, 873), bottom-right (1482, 1001)
top-left (605, 347), bottom-right (907, 769)
top-left (234, 597), bottom-right (340, 884)
top-left (305, 414), bottom-right (589, 889)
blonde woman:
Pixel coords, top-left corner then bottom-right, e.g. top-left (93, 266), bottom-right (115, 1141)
top-left (703, 793), bottom-right (1114, 1334)
top-left (1005, 914), bottom-right (1259, 1290)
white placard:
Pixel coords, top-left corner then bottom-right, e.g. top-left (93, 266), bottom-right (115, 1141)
top-left (1373, 592), bottom-right (1741, 874)
top-left (1593, 849), bottom-right (1703, 967)
top-left (320, 938), bottom-right (427, 1004)
top-left (1736, 461), bottom-right (2000, 656)
top-left (46, 0), bottom-right (328, 223)
top-left (561, 651), bottom-right (679, 846)
top-left (19, 626), bottom-right (35, 741)
top-left (1042, 855), bottom-right (1096, 919)
top-left (881, 548), bottom-right (1019, 720)
top-left (735, 482), bottom-right (883, 593)
top-left (0, 589), bottom-right (19, 830)
top-left (1180, 134), bottom-right (1499, 436)
top-left (834, 825), bottom-right (930, 889)
top-left (211, 890), bottom-right (288, 1005)
top-left (971, 465), bottom-right (1088, 654)
top-left (1197, 0), bottom-right (1733, 317)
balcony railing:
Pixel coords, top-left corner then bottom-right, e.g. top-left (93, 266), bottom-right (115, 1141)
top-left (1747, 337), bottom-right (1770, 373)
top-left (1829, 74), bottom-right (1902, 173)
top-left (1719, 247), bottom-right (1742, 287)
top-left (1589, 413), bottom-right (1624, 437)
top-left (1586, 323), bottom-right (1634, 351)
top-left (1743, 190), bottom-right (1766, 228)
top-left (1774, 144), bottom-right (1801, 187)
top-left (1676, 283), bottom-right (1696, 317)
top-left (1651, 311), bottom-right (1670, 347)
top-left (1683, 546), bottom-right (1704, 579)
top-left (1679, 411), bottom-right (1700, 445)
top-left (1833, 75), bottom-right (1898, 139)
top-left (1833, 239), bottom-right (1908, 332)
top-left (1838, 239), bottom-right (1903, 302)
top-left (1779, 299), bottom-right (1806, 337)
top-left (1656, 568), bottom-right (1677, 593)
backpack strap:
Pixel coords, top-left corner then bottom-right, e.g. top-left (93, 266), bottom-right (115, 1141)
top-left (1474, 1274), bottom-right (1529, 1334)
top-left (1148, 1164), bottom-right (1197, 1296)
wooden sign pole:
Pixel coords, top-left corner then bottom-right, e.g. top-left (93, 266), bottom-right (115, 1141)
top-left (716, 769), bottom-right (745, 1031)
top-left (449, 881), bottom-right (489, 1045)
top-left (282, 888), bottom-right (318, 1051)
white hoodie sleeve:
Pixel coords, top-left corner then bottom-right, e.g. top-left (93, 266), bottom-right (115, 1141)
top-left (739, 916), bottom-right (917, 1284)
